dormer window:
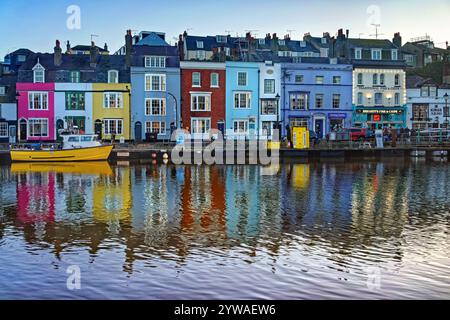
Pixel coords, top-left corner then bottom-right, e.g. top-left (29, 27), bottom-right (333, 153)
top-left (371, 49), bottom-right (382, 60)
top-left (355, 48), bottom-right (362, 59)
top-left (108, 70), bottom-right (119, 83)
top-left (216, 35), bottom-right (227, 43)
top-left (300, 41), bottom-right (306, 48)
top-left (321, 38), bottom-right (327, 44)
top-left (33, 62), bottom-right (45, 83)
top-left (259, 39), bottom-right (265, 45)
top-left (145, 56), bottom-right (166, 68)
top-left (197, 41), bottom-right (204, 49)
top-left (278, 40), bottom-right (285, 46)
top-left (392, 49), bottom-right (398, 61)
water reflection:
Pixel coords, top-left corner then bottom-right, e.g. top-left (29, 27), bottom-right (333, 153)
top-left (0, 161), bottom-right (449, 299)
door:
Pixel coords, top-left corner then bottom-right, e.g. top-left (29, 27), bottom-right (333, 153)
top-left (217, 121), bottom-right (225, 137)
top-left (134, 122), bottom-right (142, 142)
top-left (56, 119), bottom-right (64, 141)
top-left (314, 119), bottom-right (324, 139)
top-left (9, 125), bottom-right (16, 144)
top-left (19, 119), bottom-right (27, 141)
top-left (94, 120), bottom-right (102, 140)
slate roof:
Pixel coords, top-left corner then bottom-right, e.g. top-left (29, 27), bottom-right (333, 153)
top-left (405, 75), bottom-right (436, 88)
top-left (347, 38), bottom-right (397, 50)
top-left (135, 32), bottom-right (169, 46)
top-left (352, 59), bottom-right (406, 69)
top-left (71, 45), bottom-right (108, 52)
top-left (5, 48), bottom-right (34, 57)
top-left (0, 73), bottom-right (18, 103)
top-left (131, 45), bottom-right (180, 68)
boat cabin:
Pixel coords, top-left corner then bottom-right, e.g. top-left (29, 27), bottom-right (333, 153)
top-left (62, 134), bottom-right (102, 150)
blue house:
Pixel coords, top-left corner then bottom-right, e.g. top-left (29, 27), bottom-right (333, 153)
top-left (225, 61), bottom-right (260, 139)
top-left (281, 57), bottom-right (353, 139)
top-left (129, 30), bottom-right (180, 141)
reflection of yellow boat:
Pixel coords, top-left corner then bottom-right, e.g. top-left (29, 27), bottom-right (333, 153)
top-left (10, 134), bottom-right (113, 162)
top-left (11, 161), bottom-right (113, 175)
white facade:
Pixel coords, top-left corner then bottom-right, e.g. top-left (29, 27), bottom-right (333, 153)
top-left (259, 62), bottom-right (281, 139)
top-left (54, 83), bottom-right (93, 135)
top-left (406, 86), bottom-right (450, 130)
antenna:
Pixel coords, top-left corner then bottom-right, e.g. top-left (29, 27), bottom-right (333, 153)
top-left (225, 30), bottom-right (233, 36)
top-left (286, 29), bottom-right (296, 37)
top-left (245, 30), bottom-right (259, 37)
top-left (358, 33), bottom-right (364, 39)
top-left (369, 24), bottom-right (384, 39)
top-left (90, 34), bottom-right (99, 42)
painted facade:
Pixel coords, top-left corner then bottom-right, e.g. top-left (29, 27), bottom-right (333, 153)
top-left (180, 61), bottom-right (226, 139)
top-left (225, 61), bottom-right (260, 139)
top-left (259, 61), bottom-right (281, 139)
top-left (281, 59), bottom-right (353, 138)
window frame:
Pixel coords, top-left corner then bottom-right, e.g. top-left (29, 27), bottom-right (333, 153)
top-left (28, 118), bottom-right (49, 137)
top-left (28, 92), bottom-right (48, 110)
top-left (145, 121), bottom-right (166, 135)
top-left (104, 118), bottom-right (124, 135)
top-left (264, 79), bottom-right (275, 94)
top-left (191, 117), bottom-right (211, 134)
top-left (192, 72), bottom-right (201, 87)
top-left (144, 56), bottom-right (166, 68)
top-left (237, 72), bottom-right (248, 86)
top-left (233, 91), bottom-right (251, 109)
top-left (65, 92), bottom-right (85, 110)
top-left (371, 49), bottom-right (382, 60)
top-left (0, 122), bottom-right (8, 137)
top-left (233, 120), bottom-right (249, 134)
top-left (210, 73), bottom-right (219, 88)
top-left (145, 98), bottom-right (166, 116)
top-left (191, 93), bottom-right (211, 112)
top-left (108, 70), bottom-right (119, 83)
top-left (103, 92), bottom-right (123, 109)
top-left (145, 74), bottom-right (167, 91)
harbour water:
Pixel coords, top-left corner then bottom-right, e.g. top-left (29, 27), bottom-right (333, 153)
top-left (0, 160), bottom-right (449, 299)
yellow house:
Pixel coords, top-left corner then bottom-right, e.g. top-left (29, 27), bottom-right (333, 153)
top-left (92, 83), bottom-right (131, 141)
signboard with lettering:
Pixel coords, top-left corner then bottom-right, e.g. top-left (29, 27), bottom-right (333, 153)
top-left (356, 109), bottom-right (403, 114)
top-left (430, 106), bottom-right (442, 116)
top-left (328, 113), bottom-right (347, 119)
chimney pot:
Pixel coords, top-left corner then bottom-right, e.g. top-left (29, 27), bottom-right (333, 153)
top-left (54, 39), bottom-right (62, 66)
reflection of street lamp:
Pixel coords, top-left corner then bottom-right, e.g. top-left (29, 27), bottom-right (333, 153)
top-left (444, 93), bottom-right (449, 128)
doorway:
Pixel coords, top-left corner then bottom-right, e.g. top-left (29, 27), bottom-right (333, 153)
top-left (9, 125), bottom-right (16, 144)
top-left (314, 118), bottom-right (325, 139)
top-left (94, 119), bottom-right (102, 140)
top-left (19, 119), bottom-right (27, 141)
top-left (134, 122), bottom-right (142, 142)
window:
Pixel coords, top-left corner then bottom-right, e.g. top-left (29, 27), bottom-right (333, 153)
top-left (28, 118), bottom-right (48, 137)
top-left (192, 72), bottom-right (201, 87)
top-left (237, 72), bottom-right (247, 86)
top-left (371, 49), bottom-right (382, 60)
top-left (66, 92), bottom-right (85, 110)
top-left (261, 100), bottom-right (277, 115)
top-left (234, 92), bottom-right (251, 108)
top-left (104, 119), bottom-right (123, 135)
top-left (412, 104), bottom-right (429, 121)
top-left (321, 38), bottom-right (327, 44)
top-left (429, 86), bottom-right (437, 97)
top-left (375, 93), bottom-right (383, 105)
top-left (191, 94), bottom-right (211, 111)
top-left (373, 74), bottom-right (378, 85)
top-left (69, 71), bottom-right (80, 83)
top-left (380, 74), bottom-right (385, 86)
top-left (216, 35), bottom-right (227, 43)
top-left (145, 56), bottom-right (166, 68)
top-left (17, 55), bottom-right (26, 62)
top-left (391, 49), bottom-right (398, 61)
top-left (196, 51), bottom-right (206, 60)
top-left (145, 74), bottom-right (166, 91)
top-left (295, 75), bottom-right (304, 83)
top-left (0, 123), bottom-right (8, 137)
top-left (108, 70), bottom-right (119, 83)
top-left (233, 120), bottom-right (248, 134)
top-left (290, 93), bottom-right (308, 110)
top-left (394, 93), bottom-right (400, 105)
top-left (0, 86), bottom-right (5, 95)
top-left (315, 76), bottom-right (324, 84)
top-left (278, 40), bottom-right (285, 46)
top-left (145, 121), bottom-right (166, 134)
top-left (332, 94), bottom-right (340, 108)
top-left (65, 116), bottom-right (85, 132)
top-left (196, 41), bottom-right (204, 49)
top-left (357, 92), bottom-right (363, 105)
top-left (210, 73), bottom-right (219, 88)
top-left (290, 117), bottom-right (308, 128)
top-left (33, 65), bottom-right (45, 83)
top-left (355, 48), bottom-right (362, 60)
top-left (103, 93), bottom-right (123, 108)
top-left (28, 92), bottom-right (48, 110)
top-left (357, 73), bottom-right (363, 85)
top-left (259, 39), bottom-right (265, 45)
top-left (395, 74), bottom-right (400, 86)
top-left (264, 79), bottom-right (275, 94)
top-left (191, 118), bottom-right (211, 134)
top-left (145, 98), bottom-right (166, 115)
top-left (333, 76), bottom-right (341, 84)
top-left (315, 94), bottom-right (324, 108)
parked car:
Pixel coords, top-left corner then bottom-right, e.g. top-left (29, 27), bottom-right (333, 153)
top-left (348, 128), bottom-right (367, 141)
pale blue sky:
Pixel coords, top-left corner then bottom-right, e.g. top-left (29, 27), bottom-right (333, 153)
top-left (0, 0), bottom-right (449, 57)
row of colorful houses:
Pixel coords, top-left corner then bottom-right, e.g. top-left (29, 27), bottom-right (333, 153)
top-left (1, 30), bottom-right (449, 143)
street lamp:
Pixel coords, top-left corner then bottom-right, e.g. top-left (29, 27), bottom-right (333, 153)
top-left (444, 93), bottom-right (449, 129)
top-left (275, 93), bottom-right (281, 138)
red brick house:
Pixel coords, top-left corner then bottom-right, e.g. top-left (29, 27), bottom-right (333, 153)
top-left (180, 62), bottom-right (226, 139)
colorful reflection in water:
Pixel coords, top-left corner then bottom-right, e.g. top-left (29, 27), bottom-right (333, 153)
top-left (0, 161), bottom-right (449, 299)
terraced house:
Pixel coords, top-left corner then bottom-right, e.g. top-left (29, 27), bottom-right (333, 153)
top-left (16, 40), bottom-right (130, 142)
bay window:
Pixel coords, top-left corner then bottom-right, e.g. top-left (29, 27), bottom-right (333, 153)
top-left (191, 94), bottom-right (211, 111)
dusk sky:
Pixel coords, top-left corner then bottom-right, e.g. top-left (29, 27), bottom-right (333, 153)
top-left (0, 0), bottom-right (449, 57)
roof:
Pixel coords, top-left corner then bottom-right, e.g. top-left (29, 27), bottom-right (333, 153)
top-left (0, 73), bottom-right (18, 103)
top-left (71, 45), bottom-right (108, 52)
top-left (347, 38), bottom-right (397, 50)
top-left (131, 45), bottom-right (180, 68)
top-left (135, 32), bottom-right (169, 46)
top-left (406, 74), bottom-right (436, 88)
top-left (352, 59), bottom-right (406, 69)
top-left (6, 48), bottom-right (34, 57)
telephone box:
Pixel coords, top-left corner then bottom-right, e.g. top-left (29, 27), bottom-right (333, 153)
top-left (292, 127), bottom-right (310, 149)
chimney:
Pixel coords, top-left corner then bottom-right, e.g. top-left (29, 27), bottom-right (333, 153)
top-left (104, 43), bottom-right (108, 52)
top-left (323, 32), bottom-right (330, 38)
top-left (443, 60), bottom-right (450, 85)
top-left (284, 34), bottom-right (291, 41)
top-left (346, 29), bottom-right (349, 39)
top-left (183, 30), bottom-right (188, 38)
top-left (125, 29), bottom-right (132, 67)
top-left (337, 29), bottom-right (344, 40)
top-left (393, 32), bottom-right (402, 48)
top-left (90, 41), bottom-right (98, 67)
top-left (0, 63), bottom-right (3, 77)
top-left (66, 40), bottom-right (71, 54)
top-left (54, 40), bottom-right (62, 66)
top-left (271, 33), bottom-right (279, 53)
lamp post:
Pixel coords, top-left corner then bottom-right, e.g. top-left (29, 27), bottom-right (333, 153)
top-left (444, 93), bottom-right (449, 129)
top-left (166, 91), bottom-right (178, 129)
top-left (275, 93), bottom-right (280, 138)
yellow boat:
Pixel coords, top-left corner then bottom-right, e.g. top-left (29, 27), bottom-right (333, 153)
top-left (10, 161), bottom-right (113, 175)
top-left (10, 134), bottom-right (113, 162)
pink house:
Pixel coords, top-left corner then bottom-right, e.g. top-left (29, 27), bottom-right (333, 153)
top-left (16, 82), bottom-right (55, 141)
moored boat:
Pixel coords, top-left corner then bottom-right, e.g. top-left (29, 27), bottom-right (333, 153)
top-left (10, 134), bottom-right (113, 162)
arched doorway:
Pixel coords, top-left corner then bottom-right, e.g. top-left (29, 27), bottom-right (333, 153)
top-left (56, 119), bottom-right (64, 141)
top-left (19, 119), bottom-right (27, 142)
top-left (134, 122), bottom-right (142, 142)
top-left (94, 119), bottom-right (102, 140)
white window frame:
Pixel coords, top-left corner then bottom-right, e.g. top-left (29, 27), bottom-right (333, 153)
top-left (145, 121), bottom-right (166, 135)
top-left (333, 76), bottom-right (341, 84)
top-left (237, 72), bottom-right (247, 86)
top-left (33, 64), bottom-right (45, 83)
top-left (210, 73), bottom-right (219, 88)
top-left (196, 41), bottom-right (204, 49)
top-left (357, 73), bottom-right (363, 86)
top-left (264, 79), bottom-right (275, 94)
top-left (145, 98), bottom-right (166, 116)
top-left (28, 118), bottom-right (49, 137)
top-left (191, 93), bottom-right (211, 111)
top-left (191, 117), bottom-right (211, 134)
top-left (391, 49), bottom-right (398, 61)
top-left (103, 92), bottom-right (123, 109)
top-left (371, 49), bottom-right (382, 60)
top-left (144, 56), bottom-right (166, 68)
top-left (357, 92), bottom-right (364, 105)
top-left (395, 74), bottom-right (400, 86)
top-left (196, 50), bottom-right (206, 60)
top-left (395, 93), bottom-right (400, 105)
top-left (315, 75), bottom-right (324, 84)
top-left (145, 74), bottom-right (166, 91)
top-left (192, 72), bottom-right (201, 87)
top-left (216, 36), bottom-right (227, 43)
top-left (28, 92), bottom-right (48, 110)
top-left (332, 94), bottom-right (341, 108)
top-left (104, 119), bottom-right (123, 135)
top-left (0, 123), bottom-right (8, 137)
top-left (258, 39), bottom-right (265, 45)
top-left (108, 70), bottom-right (119, 83)
top-left (233, 120), bottom-right (249, 134)
top-left (355, 48), bottom-right (362, 60)
top-left (0, 86), bottom-right (6, 96)
top-left (234, 92), bottom-right (251, 109)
